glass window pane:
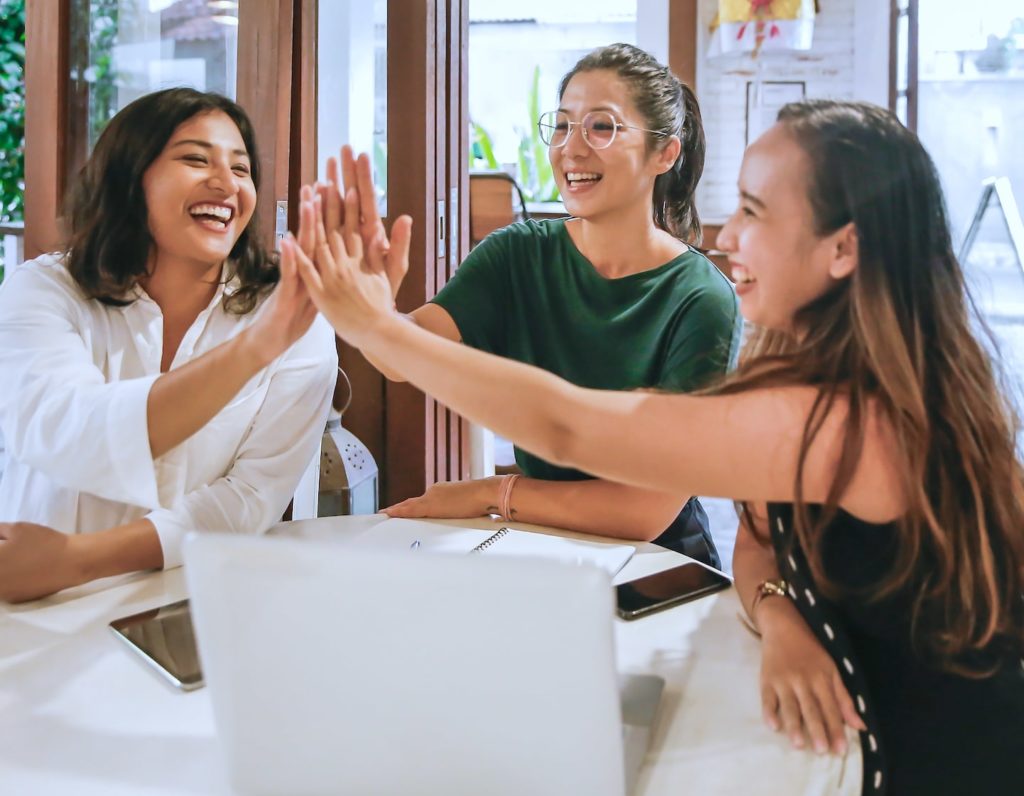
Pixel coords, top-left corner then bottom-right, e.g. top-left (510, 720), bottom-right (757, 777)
top-left (468, 1), bottom-right (638, 205)
top-left (69, 0), bottom-right (239, 153)
top-left (317, 0), bottom-right (388, 216)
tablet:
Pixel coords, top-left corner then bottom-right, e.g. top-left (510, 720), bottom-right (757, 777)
top-left (109, 599), bottom-right (204, 691)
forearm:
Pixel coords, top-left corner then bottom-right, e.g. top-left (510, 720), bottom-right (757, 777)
top-left (362, 317), bottom-right (586, 466)
top-left (501, 477), bottom-right (685, 542)
top-left (71, 519), bottom-right (165, 582)
top-left (147, 327), bottom-right (271, 458)
top-left (733, 517), bottom-right (802, 633)
top-left (361, 314), bottom-right (417, 382)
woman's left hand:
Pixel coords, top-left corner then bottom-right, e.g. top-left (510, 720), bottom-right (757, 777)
top-left (293, 184), bottom-right (412, 348)
top-left (384, 478), bottom-right (503, 519)
top-left (0, 522), bottom-right (83, 603)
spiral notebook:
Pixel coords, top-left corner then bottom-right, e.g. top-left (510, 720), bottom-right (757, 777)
top-left (349, 518), bottom-right (635, 577)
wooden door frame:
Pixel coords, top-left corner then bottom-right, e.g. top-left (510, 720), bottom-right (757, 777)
top-left (382, 0), bottom-right (470, 505)
top-left (24, 0), bottom-right (70, 259)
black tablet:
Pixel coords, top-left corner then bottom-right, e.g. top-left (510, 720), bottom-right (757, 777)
top-left (109, 599), bottom-right (204, 691)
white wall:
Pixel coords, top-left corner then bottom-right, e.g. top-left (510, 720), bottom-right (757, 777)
top-left (696, 0), bottom-right (890, 223)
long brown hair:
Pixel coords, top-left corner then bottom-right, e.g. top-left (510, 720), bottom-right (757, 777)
top-left (719, 100), bottom-right (1024, 674)
top-left (558, 43), bottom-right (706, 245)
top-left (63, 87), bottom-right (277, 314)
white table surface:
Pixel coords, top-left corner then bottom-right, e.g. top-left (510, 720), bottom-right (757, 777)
top-left (0, 515), bottom-right (861, 795)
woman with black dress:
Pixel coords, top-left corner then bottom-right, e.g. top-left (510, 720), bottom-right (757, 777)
top-left (293, 99), bottom-right (1024, 794)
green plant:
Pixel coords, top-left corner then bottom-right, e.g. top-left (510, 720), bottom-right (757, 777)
top-left (0, 0), bottom-right (25, 224)
top-left (87, 0), bottom-right (121, 148)
top-left (469, 66), bottom-right (560, 204)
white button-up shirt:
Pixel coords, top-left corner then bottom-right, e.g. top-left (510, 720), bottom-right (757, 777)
top-left (0, 254), bottom-right (337, 568)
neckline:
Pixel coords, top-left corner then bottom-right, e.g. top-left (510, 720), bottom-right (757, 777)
top-left (557, 218), bottom-right (692, 283)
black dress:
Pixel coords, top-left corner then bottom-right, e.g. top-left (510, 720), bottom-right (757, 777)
top-left (766, 503), bottom-right (1024, 795)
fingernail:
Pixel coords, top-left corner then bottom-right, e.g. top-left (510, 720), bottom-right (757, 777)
top-left (791, 735), bottom-right (804, 748)
top-left (814, 740), bottom-right (827, 755)
top-left (834, 741), bottom-right (847, 755)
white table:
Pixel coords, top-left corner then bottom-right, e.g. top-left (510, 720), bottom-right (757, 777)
top-left (0, 515), bottom-right (861, 795)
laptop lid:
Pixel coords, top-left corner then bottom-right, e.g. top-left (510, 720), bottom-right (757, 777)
top-left (184, 533), bottom-right (626, 796)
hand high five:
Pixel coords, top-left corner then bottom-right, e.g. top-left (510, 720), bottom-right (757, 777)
top-left (289, 165), bottom-right (412, 349)
top-left (302, 145), bottom-right (412, 304)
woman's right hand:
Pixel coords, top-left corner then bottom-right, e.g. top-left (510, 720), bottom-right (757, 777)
top-left (293, 183), bottom-right (411, 348)
top-left (304, 146), bottom-right (408, 303)
top-left (757, 599), bottom-right (866, 756)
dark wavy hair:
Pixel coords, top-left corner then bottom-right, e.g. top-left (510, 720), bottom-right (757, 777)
top-left (62, 87), bottom-right (277, 314)
top-left (717, 100), bottom-right (1024, 675)
top-left (558, 43), bottom-right (706, 245)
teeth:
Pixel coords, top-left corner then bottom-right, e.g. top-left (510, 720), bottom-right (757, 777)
top-left (566, 172), bottom-right (602, 182)
top-left (732, 265), bottom-right (757, 284)
top-left (189, 204), bottom-right (233, 221)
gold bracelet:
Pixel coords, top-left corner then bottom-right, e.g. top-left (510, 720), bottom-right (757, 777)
top-left (750, 578), bottom-right (790, 622)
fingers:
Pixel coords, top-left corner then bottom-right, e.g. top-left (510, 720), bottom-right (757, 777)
top-left (340, 145), bottom-right (357, 197)
top-left (381, 498), bottom-right (424, 518)
top-left (792, 681), bottom-right (830, 755)
top-left (385, 215), bottom-right (413, 297)
top-left (355, 153), bottom-right (382, 232)
top-left (813, 674), bottom-right (849, 754)
top-left (342, 188), bottom-right (362, 260)
top-left (288, 235), bottom-right (325, 297)
top-left (761, 684), bottom-right (781, 733)
top-left (297, 185), bottom-right (316, 255)
top-left (833, 670), bottom-right (867, 731)
top-left (775, 688), bottom-right (805, 750)
top-left (324, 157), bottom-right (344, 232)
top-left (312, 191), bottom-right (327, 250)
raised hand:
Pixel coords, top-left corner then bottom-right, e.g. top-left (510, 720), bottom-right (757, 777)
top-left (313, 146), bottom-right (408, 303)
top-left (244, 226), bottom-right (319, 367)
top-left (293, 183), bottom-right (412, 348)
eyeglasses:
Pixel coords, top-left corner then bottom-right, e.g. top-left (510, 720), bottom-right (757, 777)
top-left (537, 110), bottom-right (668, 150)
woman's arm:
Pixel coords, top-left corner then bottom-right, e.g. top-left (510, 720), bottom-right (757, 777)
top-left (145, 315), bottom-right (337, 569)
top-left (386, 476), bottom-right (688, 542)
top-left (0, 518), bottom-right (162, 603)
top-left (0, 244), bottom-right (316, 510)
top-left (733, 508), bottom-right (865, 754)
top-left (0, 315), bottom-right (337, 602)
top-left (146, 240), bottom-right (318, 457)
top-left (294, 197), bottom-right (903, 517)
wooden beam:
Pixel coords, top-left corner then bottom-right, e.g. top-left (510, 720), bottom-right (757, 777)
top-left (237, 0), bottom-right (294, 248)
top-left (24, 0), bottom-right (69, 258)
top-left (668, 0), bottom-right (698, 89)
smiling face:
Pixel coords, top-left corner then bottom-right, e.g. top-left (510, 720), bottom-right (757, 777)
top-left (550, 69), bottom-right (677, 223)
top-left (141, 110), bottom-right (256, 275)
top-left (717, 122), bottom-right (857, 332)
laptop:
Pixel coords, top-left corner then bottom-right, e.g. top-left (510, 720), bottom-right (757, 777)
top-left (183, 533), bottom-right (663, 796)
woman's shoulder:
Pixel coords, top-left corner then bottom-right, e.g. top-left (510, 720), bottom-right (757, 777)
top-left (479, 217), bottom-right (567, 250)
top-left (0, 253), bottom-right (88, 306)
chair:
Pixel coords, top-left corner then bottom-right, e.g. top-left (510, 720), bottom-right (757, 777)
top-left (469, 170), bottom-right (530, 247)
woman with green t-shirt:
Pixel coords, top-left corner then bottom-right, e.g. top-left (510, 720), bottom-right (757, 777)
top-left (318, 44), bottom-right (740, 567)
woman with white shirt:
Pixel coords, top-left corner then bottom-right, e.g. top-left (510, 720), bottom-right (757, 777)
top-left (0, 88), bottom-right (337, 602)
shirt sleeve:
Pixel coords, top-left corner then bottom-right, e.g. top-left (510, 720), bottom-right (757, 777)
top-left (145, 317), bottom-right (338, 568)
top-left (658, 276), bottom-right (742, 393)
top-left (0, 264), bottom-right (167, 509)
top-left (429, 228), bottom-right (510, 353)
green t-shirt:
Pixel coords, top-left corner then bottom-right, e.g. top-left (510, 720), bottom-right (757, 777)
top-left (432, 218), bottom-right (741, 481)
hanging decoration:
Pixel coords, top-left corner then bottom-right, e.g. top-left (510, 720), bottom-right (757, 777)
top-left (710, 0), bottom-right (817, 57)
